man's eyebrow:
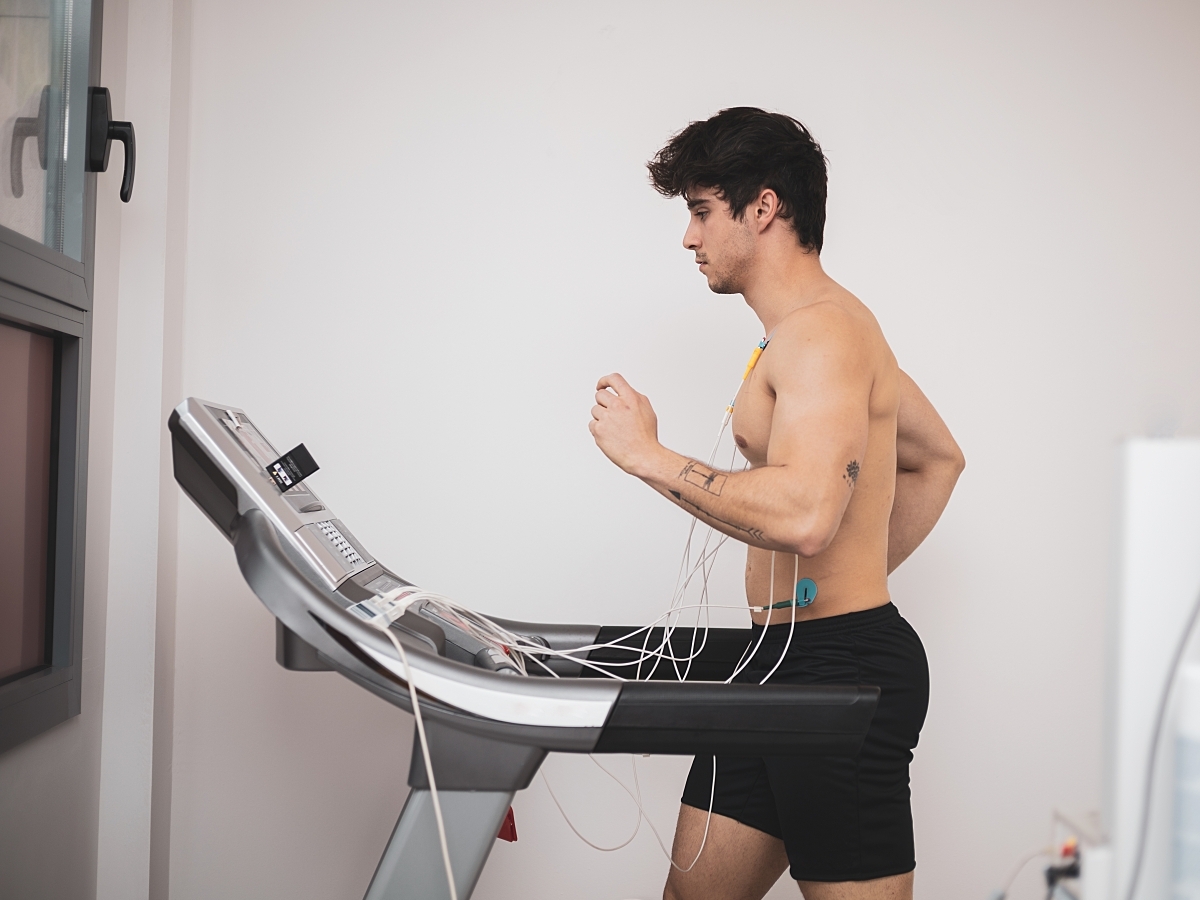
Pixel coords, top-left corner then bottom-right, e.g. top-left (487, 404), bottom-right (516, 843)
top-left (686, 197), bottom-right (709, 209)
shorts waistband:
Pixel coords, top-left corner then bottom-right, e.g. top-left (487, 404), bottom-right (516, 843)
top-left (750, 602), bottom-right (899, 640)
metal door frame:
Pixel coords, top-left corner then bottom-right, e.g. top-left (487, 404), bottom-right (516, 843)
top-left (0, 0), bottom-right (104, 754)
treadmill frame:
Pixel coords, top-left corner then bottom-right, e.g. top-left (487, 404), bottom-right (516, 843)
top-left (171, 398), bottom-right (880, 900)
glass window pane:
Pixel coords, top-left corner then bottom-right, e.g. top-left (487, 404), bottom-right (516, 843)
top-left (0, 318), bottom-right (55, 682)
top-left (0, 0), bottom-right (92, 260)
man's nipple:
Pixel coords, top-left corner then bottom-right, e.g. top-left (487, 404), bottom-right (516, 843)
top-left (734, 434), bottom-right (748, 449)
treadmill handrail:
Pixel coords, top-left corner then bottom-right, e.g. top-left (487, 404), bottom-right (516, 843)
top-left (235, 509), bottom-right (623, 729)
top-left (174, 398), bottom-right (878, 755)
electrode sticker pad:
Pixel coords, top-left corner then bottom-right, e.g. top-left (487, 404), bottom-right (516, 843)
top-left (267, 443), bottom-right (319, 491)
top-left (795, 578), bottom-right (817, 607)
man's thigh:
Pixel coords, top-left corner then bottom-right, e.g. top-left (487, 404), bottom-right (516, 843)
top-left (663, 805), bottom-right (789, 900)
top-left (796, 872), bottom-right (914, 900)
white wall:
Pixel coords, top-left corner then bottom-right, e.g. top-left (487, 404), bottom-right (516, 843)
top-left (157, 2), bottom-right (1200, 899)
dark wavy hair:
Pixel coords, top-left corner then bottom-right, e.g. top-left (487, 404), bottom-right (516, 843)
top-left (647, 107), bottom-right (828, 253)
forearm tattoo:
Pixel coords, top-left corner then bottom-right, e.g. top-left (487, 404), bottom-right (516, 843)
top-left (679, 460), bottom-right (727, 496)
top-left (669, 490), bottom-right (766, 542)
top-left (844, 460), bottom-right (860, 487)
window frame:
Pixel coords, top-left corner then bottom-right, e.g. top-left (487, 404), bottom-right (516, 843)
top-left (0, 0), bottom-right (103, 755)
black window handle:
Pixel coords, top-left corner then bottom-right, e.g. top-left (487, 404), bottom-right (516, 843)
top-left (86, 87), bottom-right (135, 203)
top-left (10, 86), bottom-right (49, 199)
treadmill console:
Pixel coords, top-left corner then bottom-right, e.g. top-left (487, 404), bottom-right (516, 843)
top-left (170, 398), bottom-right (530, 672)
top-left (172, 401), bottom-right (389, 592)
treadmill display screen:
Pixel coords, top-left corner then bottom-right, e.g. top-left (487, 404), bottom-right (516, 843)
top-left (209, 405), bottom-right (310, 496)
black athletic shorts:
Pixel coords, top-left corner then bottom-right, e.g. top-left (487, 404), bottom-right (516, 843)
top-left (680, 602), bottom-right (929, 883)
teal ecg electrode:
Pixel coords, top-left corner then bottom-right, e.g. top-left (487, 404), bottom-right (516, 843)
top-left (794, 578), bottom-right (817, 608)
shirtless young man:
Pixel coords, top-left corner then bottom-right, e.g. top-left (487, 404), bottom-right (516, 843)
top-left (588, 108), bottom-right (965, 900)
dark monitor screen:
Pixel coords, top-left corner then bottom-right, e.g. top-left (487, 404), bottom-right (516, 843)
top-left (0, 318), bottom-right (55, 683)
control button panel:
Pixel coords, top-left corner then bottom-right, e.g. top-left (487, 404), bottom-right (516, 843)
top-left (316, 520), bottom-right (364, 567)
top-left (297, 518), bottom-right (373, 584)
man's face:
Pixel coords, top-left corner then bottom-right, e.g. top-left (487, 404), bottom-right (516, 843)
top-left (682, 187), bottom-right (756, 295)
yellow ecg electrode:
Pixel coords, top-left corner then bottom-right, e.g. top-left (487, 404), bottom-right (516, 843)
top-left (723, 328), bottom-right (778, 422)
top-left (741, 342), bottom-right (767, 381)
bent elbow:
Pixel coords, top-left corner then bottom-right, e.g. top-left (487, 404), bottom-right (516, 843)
top-left (928, 438), bottom-right (965, 483)
top-left (794, 537), bottom-right (830, 559)
top-left (789, 520), bottom-right (837, 559)
top-left (949, 443), bottom-right (966, 478)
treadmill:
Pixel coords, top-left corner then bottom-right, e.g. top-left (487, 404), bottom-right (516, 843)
top-left (169, 398), bottom-right (878, 900)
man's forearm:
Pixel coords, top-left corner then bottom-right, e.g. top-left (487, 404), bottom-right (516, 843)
top-left (634, 448), bottom-right (841, 556)
top-left (654, 463), bottom-right (771, 546)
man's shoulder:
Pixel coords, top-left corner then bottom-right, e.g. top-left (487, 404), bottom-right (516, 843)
top-left (772, 293), bottom-right (880, 354)
top-left (764, 290), bottom-right (894, 395)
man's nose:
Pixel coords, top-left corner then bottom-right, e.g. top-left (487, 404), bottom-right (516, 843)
top-left (683, 223), bottom-right (700, 251)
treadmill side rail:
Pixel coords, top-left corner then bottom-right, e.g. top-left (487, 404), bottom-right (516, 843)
top-left (233, 508), bottom-right (621, 742)
top-left (594, 680), bottom-right (880, 756)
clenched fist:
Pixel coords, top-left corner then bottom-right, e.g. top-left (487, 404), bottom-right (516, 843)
top-left (589, 374), bottom-right (663, 476)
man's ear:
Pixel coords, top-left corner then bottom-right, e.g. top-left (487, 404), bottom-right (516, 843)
top-left (753, 188), bottom-right (780, 233)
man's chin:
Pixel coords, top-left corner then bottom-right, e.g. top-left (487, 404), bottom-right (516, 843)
top-left (706, 276), bottom-right (740, 295)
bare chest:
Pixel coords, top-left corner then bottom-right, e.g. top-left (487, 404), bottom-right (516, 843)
top-left (730, 371), bottom-right (775, 468)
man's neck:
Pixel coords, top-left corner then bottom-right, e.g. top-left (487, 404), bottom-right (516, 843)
top-left (741, 247), bottom-right (832, 335)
